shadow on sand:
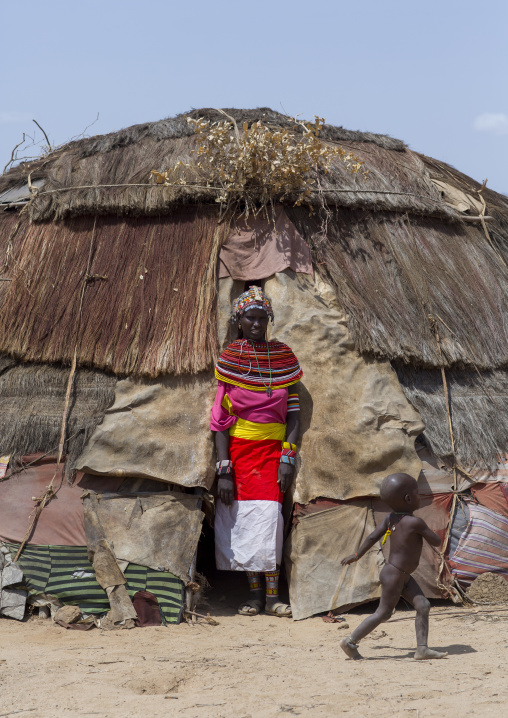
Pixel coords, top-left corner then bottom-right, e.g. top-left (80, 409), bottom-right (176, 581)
top-left (362, 642), bottom-right (476, 660)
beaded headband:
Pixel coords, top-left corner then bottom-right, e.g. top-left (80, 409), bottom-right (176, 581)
top-left (231, 286), bottom-right (275, 324)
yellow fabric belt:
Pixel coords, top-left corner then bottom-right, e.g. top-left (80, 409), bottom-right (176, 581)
top-left (229, 418), bottom-right (286, 441)
top-left (221, 391), bottom-right (286, 440)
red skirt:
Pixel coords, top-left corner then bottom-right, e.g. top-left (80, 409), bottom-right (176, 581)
top-left (229, 437), bottom-right (283, 503)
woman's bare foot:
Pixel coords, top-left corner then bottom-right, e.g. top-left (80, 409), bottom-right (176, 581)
top-left (414, 646), bottom-right (448, 660)
top-left (340, 636), bottom-right (363, 660)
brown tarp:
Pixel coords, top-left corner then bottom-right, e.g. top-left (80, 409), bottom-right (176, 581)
top-left (75, 375), bottom-right (216, 489)
top-left (284, 501), bottom-right (384, 621)
top-left (82, 491), bottom-right (204, 584)
top-left (218, 207), bottom-right (313, 280)
top-left (83, 493), bottom-right (137, 626)
top-left (286, 491), bottom-right (454, 620)
top-left (0, 455), bottom-right (87, 546)
top-left (264, 270), bottom-right (424, 504)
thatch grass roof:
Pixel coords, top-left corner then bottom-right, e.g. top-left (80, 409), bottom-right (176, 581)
top-left (0, 109), bottom-right (507, 372)
top-left (0, 108), bottom-right (507, 374)
top-left (0, 208), bottom-right (224, 376)
top-left (0, 108), bottom-right (462, 222)
top-left (0, 357), bottom-right (115, 476)
top-left (395, 364), bottom-right (508, 469)
top-left (287, 206), bottom-right (508, 369)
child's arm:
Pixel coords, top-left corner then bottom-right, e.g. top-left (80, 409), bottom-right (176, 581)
top-left (341, 515), bottom-right (390, 565)
top-left (412, 516), bottom-right (441, 547)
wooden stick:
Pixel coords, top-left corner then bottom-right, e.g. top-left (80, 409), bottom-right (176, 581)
top-left (32, 119), bottom-right (52, 151)
top-left (2, 134), bottom-right (26, 174)
top-left (461, 215), bottom-right (493, 223)
top-left (184, 610), bottom-right (219, 626)
top-left (32, 182), bottom-right (450, 206)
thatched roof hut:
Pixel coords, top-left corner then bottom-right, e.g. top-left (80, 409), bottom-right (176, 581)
top-left (1, 107), bottom-right (508, 620)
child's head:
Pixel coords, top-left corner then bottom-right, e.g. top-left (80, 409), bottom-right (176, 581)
top-left (380, 473), bottom-right (420, 512)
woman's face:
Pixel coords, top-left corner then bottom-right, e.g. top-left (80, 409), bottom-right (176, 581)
top-left (239, 308), bottom-right (269, 341)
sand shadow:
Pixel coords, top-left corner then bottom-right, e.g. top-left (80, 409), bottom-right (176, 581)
top-left (366, 642), bottom-right (476, 659)
top-left (389, 643), bottom-right (476, 656)
top-left (436, 643), bottom-right (476, 655)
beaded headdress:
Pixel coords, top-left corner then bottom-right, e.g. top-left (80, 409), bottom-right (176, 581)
top-left (231, 286), bottom-right (274, 324)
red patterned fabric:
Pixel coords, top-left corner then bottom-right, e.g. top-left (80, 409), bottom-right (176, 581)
top-left (450, 504), bottom-right (508, 585)
top-left (472, 483), bottom-right (508, 518)
top-left (229, 436), bottom-right (283, 503)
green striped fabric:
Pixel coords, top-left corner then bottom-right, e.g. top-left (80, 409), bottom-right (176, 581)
top-left (4, 543), bottom-right (184, 624)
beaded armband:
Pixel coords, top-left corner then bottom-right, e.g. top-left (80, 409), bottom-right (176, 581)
top-left (280, 442), bottom-right (297, 466)
top-left (216, 460), bottom-right (234, 477)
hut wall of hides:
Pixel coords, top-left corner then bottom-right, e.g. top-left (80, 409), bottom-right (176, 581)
top-left (75, 374), bottom-right (216, 489)
top-left (75, 268), bottom-right (425, 497)
top-left (263, 269), bottom-right (424, 504)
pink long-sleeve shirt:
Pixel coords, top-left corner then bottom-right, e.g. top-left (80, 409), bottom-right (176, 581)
top-left (210, 381), bottom-right (292, 431)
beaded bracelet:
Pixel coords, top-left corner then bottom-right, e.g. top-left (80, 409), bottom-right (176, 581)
top-left (280, 442), bottom-right (297, 466)
top-left (216, 460), bottom-right (234, 477)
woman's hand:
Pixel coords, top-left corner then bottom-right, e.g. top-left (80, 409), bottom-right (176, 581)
top-left (218, 476), bottom-right (234, 506)
top-left (341, 554), bottom-right (358, 566)
top-left (277, 463), bottom-right (294, 493)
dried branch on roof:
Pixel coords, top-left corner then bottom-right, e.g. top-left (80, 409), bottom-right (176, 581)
top-left (151, 115), bottom-right (366, 219)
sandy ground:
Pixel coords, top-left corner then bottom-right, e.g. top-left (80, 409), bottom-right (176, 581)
top-left (1, 576), bottom-right (507, 718)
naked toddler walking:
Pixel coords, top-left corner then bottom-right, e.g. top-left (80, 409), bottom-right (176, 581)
top-left (340, 473), bottom-right (447, 660)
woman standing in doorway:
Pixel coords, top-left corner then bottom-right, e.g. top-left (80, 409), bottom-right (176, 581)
top-left (211, 286), bottom-right (302, 617)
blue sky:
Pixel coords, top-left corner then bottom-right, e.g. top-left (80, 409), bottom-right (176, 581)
top-left (2, 0), bottom-right (507, 194)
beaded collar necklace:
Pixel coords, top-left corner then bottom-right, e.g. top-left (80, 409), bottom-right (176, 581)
top-left (249, 340), bottom-right (273, 397)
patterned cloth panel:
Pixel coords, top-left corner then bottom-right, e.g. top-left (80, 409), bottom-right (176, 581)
top-left (3, 543), bottom-right (184, 623)
top-left (449, 504), bottom-right (508, 586)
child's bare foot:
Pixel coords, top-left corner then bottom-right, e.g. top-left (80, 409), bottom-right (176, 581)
top-left (414, 646), bottom-right (448, 660)
top-left (340, 637), bottom-right (363, 660)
